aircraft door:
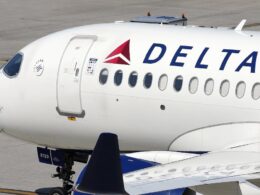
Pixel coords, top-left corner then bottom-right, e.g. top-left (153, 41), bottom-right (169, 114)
top-left (57, 36), bottom-right (96, 117)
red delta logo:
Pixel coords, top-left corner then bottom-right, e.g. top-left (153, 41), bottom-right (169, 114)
top-left (104, 40), bottom-right (130, 65)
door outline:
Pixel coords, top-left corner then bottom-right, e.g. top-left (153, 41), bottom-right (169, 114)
top-left (56, 35), bottom-right (97, 117)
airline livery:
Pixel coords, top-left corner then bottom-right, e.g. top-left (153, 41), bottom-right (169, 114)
top-left (144, 44), bottom-right (257, 73)
top-left (1, 16), bottom-right (260, 195)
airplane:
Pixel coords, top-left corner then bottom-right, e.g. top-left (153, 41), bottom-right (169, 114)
top-left (1, 14), bottom-right (260, 195)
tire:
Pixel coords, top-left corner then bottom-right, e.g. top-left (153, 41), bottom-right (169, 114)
top-left (49, 187), bottom-right (67, 195)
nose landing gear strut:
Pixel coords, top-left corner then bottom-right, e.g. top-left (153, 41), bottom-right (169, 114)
top-left (37, 147), bottom-right (89, 195)
top-left (50, 153), bottom-right (75, 195)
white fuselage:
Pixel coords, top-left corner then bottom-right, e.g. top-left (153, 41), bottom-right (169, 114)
top-left (1, 22), bottom-right (260, 152)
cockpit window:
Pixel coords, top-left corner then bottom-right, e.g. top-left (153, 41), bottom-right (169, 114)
top-left (3, 53), bottom-right (23, 77)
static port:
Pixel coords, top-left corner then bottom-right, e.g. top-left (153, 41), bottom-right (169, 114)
top-left (160, 105), bottom-right (165, 110)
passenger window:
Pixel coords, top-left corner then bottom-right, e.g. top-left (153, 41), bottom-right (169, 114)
top-left (129, 71), bottom-right (138, 87)
top-left (236, 81), bottom-right (246, 99)
top-left (189, 77), bottom-right (199, 94)
top-left (144, 73), bottom-right (153, 89)
top-left (158, 74), bottom-right (168, 91)
top-left (204, 78), bottom-right (214, 95)
top-left (114, 70), bottom-right (123, 86)
top-left (174, 76), bottom-right (183, 92)
top-left (99, 68), bottom-right (109, 85)
top-left (252, 83), bottom-right (260, 100)
top-left (3, 53), bottom-right (23, 77)
top-left (220, 80), bottom-right (230, 97)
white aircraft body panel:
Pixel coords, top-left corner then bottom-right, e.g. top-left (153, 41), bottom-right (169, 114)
top-left (1, 23), bottom-right (260, 152)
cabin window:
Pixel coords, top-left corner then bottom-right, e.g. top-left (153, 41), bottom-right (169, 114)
top-left (252, 83), bottom-right (260, 100)
top-left (3, 53), bottom-right (23, 77)
top-left (189, 77), bottom-right (199, 94)
top-left (174, 76), bottom-right (183, 92)
top-left (129, 71), bottom-right (138, 87)
top-left (144, 73), bottom-right (153, 89)
top-left (204, 78), bottom-right (214, 95)
top-left (114, 70), bottom-right (123, 86)
top-left (220, 80), bottom-right (230, 97)
top-left (99, 68), bottom-right (109, 85)
top-left (236, 81), bottom-right (246, 99)
top-left (158, 74), bottom-right (168, 91)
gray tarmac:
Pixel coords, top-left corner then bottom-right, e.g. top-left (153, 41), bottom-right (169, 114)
top-left (1, 0), bottom-right (260, 194)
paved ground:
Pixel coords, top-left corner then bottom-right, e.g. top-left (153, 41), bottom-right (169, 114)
top-left (0, 133), bottom-right (84, 193)
top-left (1, 0), bottom-right (260, 194)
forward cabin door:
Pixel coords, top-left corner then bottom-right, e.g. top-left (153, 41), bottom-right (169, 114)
top-left (57, 36), bottom-right (96, 117)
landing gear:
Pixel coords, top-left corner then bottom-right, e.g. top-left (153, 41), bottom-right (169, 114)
top-left (51, 153), bottom-right (75, 195)
top-left (49, 187), bottom-right (67, 195)
top-left (37, 147), bottom-right (89, 195)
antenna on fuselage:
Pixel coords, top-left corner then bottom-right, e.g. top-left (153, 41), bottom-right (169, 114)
top-left (235, 19), bottom-right (247, 31)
